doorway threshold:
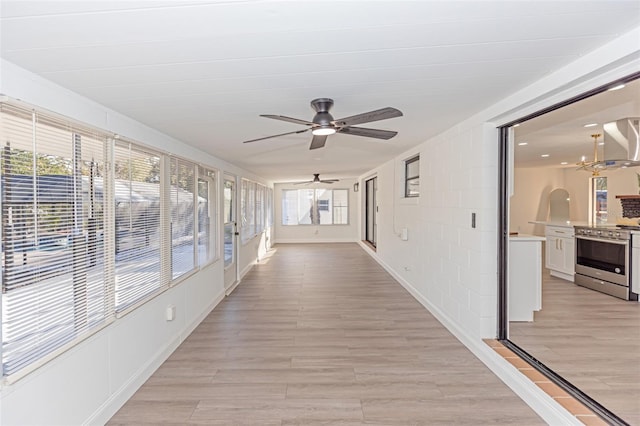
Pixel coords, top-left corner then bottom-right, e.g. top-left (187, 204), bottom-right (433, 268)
top-left (485, 339), bottom-right (624, 426)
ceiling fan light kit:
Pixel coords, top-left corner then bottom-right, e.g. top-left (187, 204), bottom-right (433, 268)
top-left (311, 127), bottom-right (336, 136)
top-left (243, 98), bottom-right (403, 150)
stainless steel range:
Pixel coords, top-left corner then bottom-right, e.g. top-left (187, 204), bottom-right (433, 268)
top-left (574, 225), bottom-right (638, 300)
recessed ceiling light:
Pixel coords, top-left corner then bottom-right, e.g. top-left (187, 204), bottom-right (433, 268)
top-left (598, 142), bottom-right (604, 145)
top-left (518, 142), bottom-right (528, 146)
top-left (541, 154), bottom-right (550, 158)
top-left (513, 124), bottom-right (520, 128)
top-left (608, 84), bottom-right (625, 91)
top-left (583, 123), bottom-right (598, 128)
top-left (560, 162), bottom-right (568, 165)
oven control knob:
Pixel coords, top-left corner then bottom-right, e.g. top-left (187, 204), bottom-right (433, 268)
top-left (616, 232), bottom-right (621, 238)
top-left (608, 231), bottom-right (613, 237)
top-left (597, 230), bottom-right (602, 236)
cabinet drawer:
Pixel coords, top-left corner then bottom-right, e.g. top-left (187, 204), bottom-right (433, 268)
top-left (546, 226), bottom-right (574, 238)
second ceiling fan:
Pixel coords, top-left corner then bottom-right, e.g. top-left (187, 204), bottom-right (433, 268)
top-left (293, 174), bottom-right (339, 185)
top-left (243, 98), bottom-right (403, 150)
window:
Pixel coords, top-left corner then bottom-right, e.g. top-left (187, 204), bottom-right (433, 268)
top-left (256, 184), bottom-right (264, 233)
top-left (223, 178), bottom-right (234, 267)
top-left (240, 179), bottom-right (254, 243)
top-left (267, 187), bottom-right (274, 227)
top-left (405, 155), bottom-right (420, 197)
top-left (1, 105), bottom-right (112, 376)
top-left (0, 102), bottom-right (219, 378)
top-left (113, 142), bottom-right (163, 311)
top-left (170, 158), bottom-right (196, 279)
top-left (197, 167), bottom-right (216, 266)
top-left (281, 189), bottom-right (349, 225)
top-left (592, 176), bottom-right (607, 224)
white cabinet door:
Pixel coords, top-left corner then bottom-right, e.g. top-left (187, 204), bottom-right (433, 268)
top-left (546, 236), bottom-right (563, 270)
top-left (545, 226), bottom-right (575, 281)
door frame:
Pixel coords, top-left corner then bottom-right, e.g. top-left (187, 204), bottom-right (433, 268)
top-left (497, 72), bottom-right (640, 426)
top-left (223, 173), bottom-right (240, 294)
top-left (364, 175), bottom-right (377, 247)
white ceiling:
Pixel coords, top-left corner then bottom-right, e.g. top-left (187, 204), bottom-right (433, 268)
top-left (1, 1), bottom-right (639, 182)
top-left (514, 78), bottom-right (640, 168)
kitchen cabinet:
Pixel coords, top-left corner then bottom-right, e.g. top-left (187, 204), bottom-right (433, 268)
top-left (545, 224), bottom-right (575, 282)
top-left (509, 235), bottom-right (545, 321)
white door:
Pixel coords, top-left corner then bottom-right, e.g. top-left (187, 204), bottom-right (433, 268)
top-left (223, 175), bottom-right (238, 292)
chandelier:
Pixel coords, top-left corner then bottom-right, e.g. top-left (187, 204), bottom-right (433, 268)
top-left (577, 133), bottom-right (604, 176)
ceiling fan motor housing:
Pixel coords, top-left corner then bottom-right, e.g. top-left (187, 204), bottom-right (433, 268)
top-left (310, 98), bottom-right (334, 113)
top-left (311, 98), bottom-right (335, 128)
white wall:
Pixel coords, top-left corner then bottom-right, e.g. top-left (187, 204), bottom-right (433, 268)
top-left (362, 123), bottom-right (499, 339)
top-left (273, 179), bottom-right (360, 243)
top-left (510, 167), bottom-right (568, 236)
top-left (358, 26), bottom-right (640, 342)
top-left (0, 60), bottom-right (272, 425)
top-left (356, 26), bottom-right (640, 425)
top-left (510, 166), bottom-right (640, 237)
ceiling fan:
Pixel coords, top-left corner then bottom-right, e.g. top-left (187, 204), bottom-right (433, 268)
top-left (243, 98), bottom-right (403, 150)
top-left (293, 173), bottom-right (339, 185)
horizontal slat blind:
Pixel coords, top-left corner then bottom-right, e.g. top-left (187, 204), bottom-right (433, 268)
top-left (170, 158), bottom-right (195, 279)
top-left (113, 141), bottom-right (163, 311)
top-left (197, 167), bottom-right (215, 266)
top-left (1, 105), bottom-right (111, 376)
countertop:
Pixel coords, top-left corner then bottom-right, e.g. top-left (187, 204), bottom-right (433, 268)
top-left (528, 221), bottom-right (589, 228)
top-left (509, 234), bottom-right (546, 242)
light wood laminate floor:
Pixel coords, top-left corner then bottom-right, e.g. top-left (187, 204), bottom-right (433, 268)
top-left (109, 243), bottom-right (543, 425)
top-left (510, 271), bottom-right (640, 425)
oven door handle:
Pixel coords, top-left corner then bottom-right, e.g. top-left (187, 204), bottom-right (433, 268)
top-left (575, 235), bottom-right (629, 245)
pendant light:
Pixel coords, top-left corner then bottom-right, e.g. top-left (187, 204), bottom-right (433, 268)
top-left (577, 133), bottom-right (604, 176)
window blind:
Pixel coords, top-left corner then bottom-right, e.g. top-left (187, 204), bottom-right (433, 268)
top-left (1, 105), bottom-right (112, 376)
top-left (113, 142), bottom-right (163, 311)
top-left (223, 178), bottom-right (234, 267)
top-left (197, 166), bottom-right (215, 266)
top-left (170, 158), bottom-right (196, 279)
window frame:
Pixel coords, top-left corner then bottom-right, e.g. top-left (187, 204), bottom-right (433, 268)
top-left (404, 155), bottom-right (420, 198)
top-left (281, 188), bottom-right (350, 226)
top-left (0, 100), bottom-right (221, 380)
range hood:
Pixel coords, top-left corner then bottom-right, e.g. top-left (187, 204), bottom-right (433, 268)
top-left (598, 117), bottom-right (640, 169)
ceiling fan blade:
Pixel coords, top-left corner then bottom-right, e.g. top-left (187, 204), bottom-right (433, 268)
top-left (243, 128), bottom-right (309, 144)
top-left (334, 107), bottom-right (402, 127)
top-left (309, 135), bottom-right (327, 150)
top-left (320, 180), bottom-right (338, 184)
top-left (293, 181), bottom-right (312, 185)
top-left (338, 126), bottom-right (398, 140)
top-left (261, 114), bottom-right (315, 126)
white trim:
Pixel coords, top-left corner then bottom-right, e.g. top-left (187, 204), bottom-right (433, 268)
top-left (86, 288), bottom-right (225, 426)
top-left (275, 238), bottom-right (358, 244)
top-left (240, 262), bottom-right (255, 280)
top-left (225, 280), bottom-right (241, 296)
top-left (357, 241), bottom-right (582, 426)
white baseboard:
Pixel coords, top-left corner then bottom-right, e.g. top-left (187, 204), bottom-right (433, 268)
top-left (357, 241), bottom-right (581, 426)
top-left (86, 289), bottom-right (225, 425)
top-left (225, 279), bottom-right (241, 296)
top-left (274, 238), bottom-right (358, 244)
top-left (240, 262), bottom-right (254, 280)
